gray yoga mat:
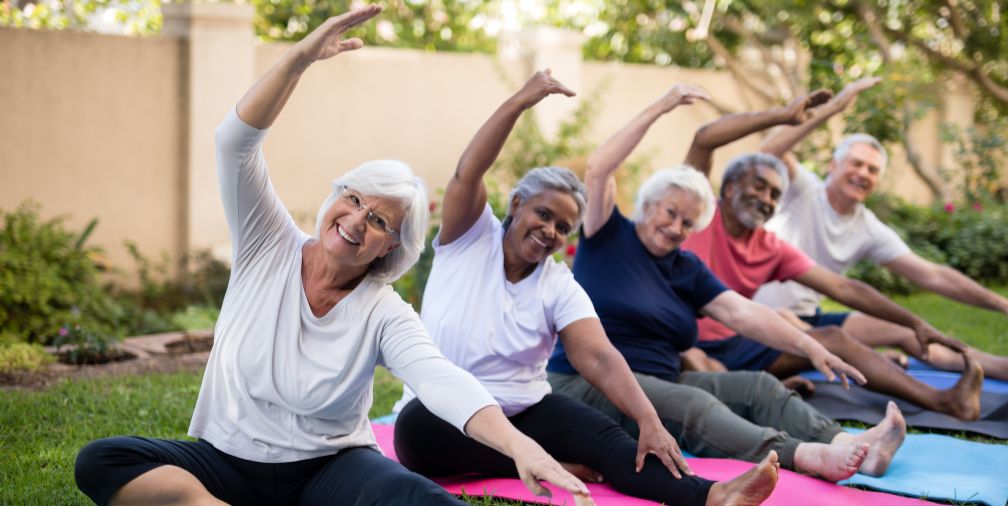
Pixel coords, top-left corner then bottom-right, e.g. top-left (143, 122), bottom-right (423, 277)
top-left (803, 381), bottom-right (1008, 439)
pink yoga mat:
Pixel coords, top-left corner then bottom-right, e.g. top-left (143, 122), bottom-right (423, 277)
top-left (372, 423), bottom-right (936, 505)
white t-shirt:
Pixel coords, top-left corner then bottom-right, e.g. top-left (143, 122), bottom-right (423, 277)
top-left (753, 163), bottom-right (910, 315)
top-left (396, 205), bottom-right (597, 416)
top-left (188, 108), bottom-right (496, 463)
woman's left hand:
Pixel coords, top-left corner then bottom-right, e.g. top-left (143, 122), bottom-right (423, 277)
top-left (296, 5), bottom-right (383, 63)
top-left (510, 436), bottom-right (595, 505)
top-left (808, 348), bottom-right (866, 388)
top-left (635, 420), bottom-right (694, 478)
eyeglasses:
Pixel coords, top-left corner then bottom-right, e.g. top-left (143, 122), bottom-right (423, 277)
top-left (338, 185), bottom-right (401, 242)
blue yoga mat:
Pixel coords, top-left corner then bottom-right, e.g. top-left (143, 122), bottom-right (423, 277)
top-left (799, 363), bottom-right (1008, 394)
top-left (840, 429), bottom-right (1008, 506)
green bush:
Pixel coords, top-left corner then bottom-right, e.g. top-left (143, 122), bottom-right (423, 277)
top-left (0, 342), bottom-right (54, 375)
top-left (0, 203), bottom-right (124, 346)
top-left (849, 194), bottom-right (1008, 294)
top-left (112, 244), bottom-right (230, 336)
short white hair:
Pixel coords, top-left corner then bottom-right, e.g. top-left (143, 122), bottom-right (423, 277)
top-left (634, 165), bottom-right (716, 231)
top-left (315, 160), bottom-right (429, 285)
top-left (833, 133), bottom-right (888, 173)
top-left (720, 153), bottom-right (790, 198)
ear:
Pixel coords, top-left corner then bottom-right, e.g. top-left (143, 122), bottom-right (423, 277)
top-left (509, 195), bottom-right (522, 216)
top-left (378, 241), bottom-right (400, 259)
top-left (722, 179), bottom-right (739, 199)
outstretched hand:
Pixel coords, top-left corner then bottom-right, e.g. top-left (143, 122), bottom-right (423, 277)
top-left (809, 348), bottom-right (867, 389)
top-left (511, 437), bottom-right (595, 505)
top-left (913, 322), bottom-right (968, 359)
top-left (655, 83), bottom-right (711, 113)
top-left (513, 69), bottom-right (576, 109)
top-left (832, 76), bottom-right (882, 110)
top-left (635, 422), bottom-right (694, 479)
top-left (782, 88), bottom-right (833, 125)
top-left (296, 5), bottom-right (382, 63)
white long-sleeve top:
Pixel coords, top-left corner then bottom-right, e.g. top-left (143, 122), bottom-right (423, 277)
top-left (188, 108), bottom-right (496, 463)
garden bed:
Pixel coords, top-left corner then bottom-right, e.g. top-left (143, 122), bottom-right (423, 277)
top-left (1, 330), bottom-right (214, 389)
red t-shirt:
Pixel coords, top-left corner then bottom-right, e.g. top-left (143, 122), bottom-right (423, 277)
top-left (682, 206), bottom-right (815, 342)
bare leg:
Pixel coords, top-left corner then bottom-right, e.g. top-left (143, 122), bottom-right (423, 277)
top-left (793, 442), bottom-right (868, 482)
top-left (843, 312), bottom-right (1008, 381)
top-left (110, 466), bottom-right (227, 506)
top-left (831, 401), bottom-right (906, 476)
top-left (706, 451), bottom-right (779, 506)
top-left (767, 327), bottom-right (983, 420)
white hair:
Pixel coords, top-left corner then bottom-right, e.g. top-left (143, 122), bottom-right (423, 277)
top-left (720, 153), bottom-right (790, 198)
top-left (314, 160), bottom-right (429, 285)
top-left (833, 133), bottom-right (888, 173)
top-left (634, 165), bottom-right (716, 231)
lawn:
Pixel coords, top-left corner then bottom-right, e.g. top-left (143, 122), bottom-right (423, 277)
top-left (2, 287), bottom-right (1006, 505)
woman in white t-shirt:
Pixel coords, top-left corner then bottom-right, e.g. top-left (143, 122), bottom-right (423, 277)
top-left (392, 70), bottom-right (780, 506)
top-left (73, 7), bottom-right (594, 506)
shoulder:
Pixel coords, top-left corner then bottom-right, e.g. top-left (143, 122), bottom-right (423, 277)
top-left (434, 203), bottom-right (500, 252)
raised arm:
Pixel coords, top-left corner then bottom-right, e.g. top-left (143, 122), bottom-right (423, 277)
top-left (760, 77), bottom-right (881, 180)
top-left (439, 70), bottom-right (575, 245)
top-left (559, 319), bottom-right (693, 478)
top-left (583, 84), bottom-right (709, 237)
top-left (683, 89), bottom-right (832, 176)
top-left (797, 265), bottom-right (968, 357)
top-left (701, 291), bottom-right (867, 387)
top-left (235, 6), bottom-right (381, 128)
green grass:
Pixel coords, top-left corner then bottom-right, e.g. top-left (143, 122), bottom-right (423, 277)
top-left (3, 288), bottom-right (1007, 505)
top-left (821, 286), bottom-right (1008, 355)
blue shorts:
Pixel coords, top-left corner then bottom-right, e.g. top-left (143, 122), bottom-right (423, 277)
top-left (798, 308), bottom-right (851, 328)
top-left (696, 335), bottom-right (782, 371)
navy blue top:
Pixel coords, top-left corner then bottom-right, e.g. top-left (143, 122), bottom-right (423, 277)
top-left (547, 208), bottom-right (728, 382)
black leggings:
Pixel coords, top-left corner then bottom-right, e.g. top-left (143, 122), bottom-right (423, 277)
top-left (394, 394), bottom-right (714, 506)
top-left (74, 436), bottom-right (466, 506)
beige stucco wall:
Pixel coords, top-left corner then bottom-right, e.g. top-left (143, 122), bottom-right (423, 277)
top-left (1, 19), bottom-right (963, 275)
top-left (0, 27), bottom-right (185, 273)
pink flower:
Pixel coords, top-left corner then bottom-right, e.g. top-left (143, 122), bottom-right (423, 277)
top-left (58, 326), bottom-right (69, 337)
top-left (972, 202), bottom-right (983, 211)
top-left (566, 244), bottom-right (577, 257)
top-left (943, 202), bottom-right (955, 213)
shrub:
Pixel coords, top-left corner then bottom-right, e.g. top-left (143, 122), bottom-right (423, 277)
top-left (0, 203), bottom-right (124, 346)
top-left (0, 342), bottom-right (54, 375)
top-left (849, 194), bottom-right (1008, 294)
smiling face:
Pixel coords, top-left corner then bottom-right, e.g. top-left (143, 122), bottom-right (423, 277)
top-left (725, 164), bottom-right (784, 230)
top-left (827, 142), bottom-right (884, 204)
top-left (636, 186), bottom-right (704, 257)
top-left (503, 189), bottom-right (580, 268)
top-left (318, 190), bottom-right (404, 271)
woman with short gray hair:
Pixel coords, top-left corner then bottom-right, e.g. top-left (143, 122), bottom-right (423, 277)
top-left (393, 71), bottom-right (780, 506)
top-left (73, 7), bottom-right (593, 506)
top-left (547, 84), bottom-right (891, 483)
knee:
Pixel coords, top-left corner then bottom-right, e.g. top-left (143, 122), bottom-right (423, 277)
top-left (751, 370), bottom-right (791, 396)
top-left (813, 326), bottom-right (857, 349)
top-left (75, 437), bottom-right (133, 499)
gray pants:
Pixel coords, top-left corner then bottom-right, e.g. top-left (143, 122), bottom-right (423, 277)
top-left (548, 370), bottom-right (843, 470)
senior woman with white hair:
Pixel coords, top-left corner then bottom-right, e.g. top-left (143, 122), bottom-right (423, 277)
top-left (392, 71), bottom-right (781, 506)
top-left (73, 7), bottom-right (593, 506)
top-left (547, 84), bottom-right (904, 482)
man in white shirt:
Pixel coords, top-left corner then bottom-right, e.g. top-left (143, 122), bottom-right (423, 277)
top-left (754, 77), bottom-right (1008, 380)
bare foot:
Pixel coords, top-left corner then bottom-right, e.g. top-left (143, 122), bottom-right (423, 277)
top-left (938, 353), bottom-right (983, 420)
top-left (706, 451), bottom-right (779, 506)
top-left (850, 401), bottom-right (906, 476)
top-left (780, 375), bottom-right (816, 397)
top-left (560, 462), bottom-right (603, 483)
top-left (794, 442), bottom-right (868, 482)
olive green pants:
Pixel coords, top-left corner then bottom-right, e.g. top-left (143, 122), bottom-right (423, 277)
top-left (548, 370), bottom-right (843, 470)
